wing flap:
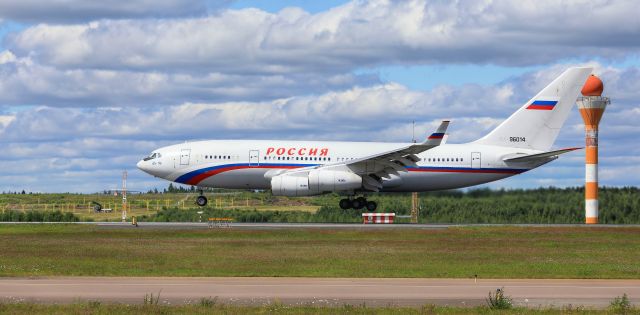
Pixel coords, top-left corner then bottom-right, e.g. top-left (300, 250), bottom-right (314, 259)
top-left (274, 120), bottom-right (450, 192)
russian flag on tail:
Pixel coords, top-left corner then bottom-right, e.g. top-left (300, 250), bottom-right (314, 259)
top-left (527, 100), bottom-right (557, 110)
top-left (428, 132), bottom-right (445, 140)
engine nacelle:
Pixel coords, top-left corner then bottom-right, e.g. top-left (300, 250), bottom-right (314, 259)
top-left (308, 170), bottom-right (362, 192)
top-left (270, 175), bottom-right (316, 197)
top-left (270, 170), bottom-right (362, 196)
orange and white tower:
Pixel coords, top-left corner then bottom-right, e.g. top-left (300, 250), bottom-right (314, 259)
top-left (576, 75), bottom-right (609, 224)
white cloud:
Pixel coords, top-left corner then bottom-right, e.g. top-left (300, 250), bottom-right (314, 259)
top-left (0, 79), bottom-right (522, 143)
top-left (0, 0), bottom-right (231, 23)
top-left (3, 1), bottom-right (639, 108)
top-left (0, 53), bottom-right (378, 106)
top-left (9, 0), bottom-right (640, 72)
top-left (0, 50), bottom-right (16, 63)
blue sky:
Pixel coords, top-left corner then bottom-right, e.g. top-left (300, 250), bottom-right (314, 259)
top-left (0, 0), bottom-right (638, 193)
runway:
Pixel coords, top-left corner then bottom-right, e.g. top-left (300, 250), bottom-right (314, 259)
top-left (1, 277), bottom-right (638, 307)
top-left (2, 221), bottom-right (640, 230)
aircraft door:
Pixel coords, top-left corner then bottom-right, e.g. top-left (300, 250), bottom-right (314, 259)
top-left (471, 152), bottom-right (481, 169)
top-left (180, 149), bottom-right (191, 166)
top-left (249, 150), bottom-right (259, 166)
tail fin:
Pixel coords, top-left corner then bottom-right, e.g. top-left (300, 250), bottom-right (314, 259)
top-left (475, 67), bottom-right (592, 151)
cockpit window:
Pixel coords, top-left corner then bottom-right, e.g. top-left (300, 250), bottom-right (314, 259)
top-left (143, 152), bottom-right (160, 161)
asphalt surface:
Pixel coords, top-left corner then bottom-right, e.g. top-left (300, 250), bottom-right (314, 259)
top-left (1, 277), bottom-right (638, 307)
top-left (2, 221), bottom-right (640, 230)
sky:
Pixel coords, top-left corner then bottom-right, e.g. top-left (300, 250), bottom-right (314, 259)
top-left (0, 0), bottom-right (638, 193)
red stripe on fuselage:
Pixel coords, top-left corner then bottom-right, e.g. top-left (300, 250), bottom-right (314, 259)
top-left (185, 165), bottom-right (301, 185)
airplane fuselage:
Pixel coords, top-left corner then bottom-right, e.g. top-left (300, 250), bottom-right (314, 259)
top-left (137, 139), bottom-right (546, 192)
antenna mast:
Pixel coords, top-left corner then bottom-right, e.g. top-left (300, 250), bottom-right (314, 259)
top-left (122, 170), bottom-right (127, 222)
top-left (412, 120), bottom-right (416, 143)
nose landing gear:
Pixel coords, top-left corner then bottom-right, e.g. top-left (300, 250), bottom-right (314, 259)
top-left (339, 197), bottom-right (377, 211)
top-left (196, 190), bottom-right (208, 207)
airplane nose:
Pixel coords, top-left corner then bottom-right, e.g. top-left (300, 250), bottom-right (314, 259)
top-left (136, 160), bottom-right (146, 172)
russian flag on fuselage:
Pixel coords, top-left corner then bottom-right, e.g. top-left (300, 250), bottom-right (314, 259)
top-left (526, 100), bottom-right (558, 110)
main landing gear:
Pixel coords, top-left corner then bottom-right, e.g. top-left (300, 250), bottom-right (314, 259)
top-left (339, 197), bottom-right (377, 212)
top-left (196, 190), bottom-right (208, 207)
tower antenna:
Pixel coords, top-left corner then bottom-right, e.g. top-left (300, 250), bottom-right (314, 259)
top-left (122, 170), bottom-right (127, 222)
top-left (412, 120), bottom-right (416, 143)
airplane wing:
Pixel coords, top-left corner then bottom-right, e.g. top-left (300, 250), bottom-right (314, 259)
top-left (503, 147), bottom-right (581, 163)
top-left (284, 120), bottom-right (449, 192)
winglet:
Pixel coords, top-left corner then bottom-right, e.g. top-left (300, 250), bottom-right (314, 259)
top-left (423, 120), bottom-right (450, 146)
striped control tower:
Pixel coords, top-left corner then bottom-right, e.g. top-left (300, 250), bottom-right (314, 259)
top-left (576, 75), bottom-right (609, 224)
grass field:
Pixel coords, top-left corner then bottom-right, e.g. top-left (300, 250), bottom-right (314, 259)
top-left (0, 302), bottom-right (634, 314)
top-left (0, 192), bottom-right (320, 221)
top-left (0, 225), bottom-right (639, 278)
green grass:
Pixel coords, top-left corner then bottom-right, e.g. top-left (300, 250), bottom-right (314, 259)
top-left (0, 192), bottom-right (320, 221)
top-left (0, 302), bottom-right (636, 315)
top-left (1, 225), bottom-right (639, 278)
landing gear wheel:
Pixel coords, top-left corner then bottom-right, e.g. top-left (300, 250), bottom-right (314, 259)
top-left (366, 201), bottom-right (377, 212)
top-left (339, 199), bottom-right (352, 210)
top-left (352, 198), bottom-right (365, 210)
top-left (196, 195), bottom-right (208, 207)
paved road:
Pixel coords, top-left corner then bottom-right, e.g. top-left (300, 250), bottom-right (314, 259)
top-left (2, 221), bottom-right (640, 230)
top-left (1, 277), bottom-right (638, 307)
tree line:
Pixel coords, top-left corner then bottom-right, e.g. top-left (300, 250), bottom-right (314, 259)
top-left (145, 187), bottom-right (639, 224)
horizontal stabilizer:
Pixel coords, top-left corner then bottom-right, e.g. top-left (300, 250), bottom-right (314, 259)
top-left (503, 147), bottom-right (581, 162)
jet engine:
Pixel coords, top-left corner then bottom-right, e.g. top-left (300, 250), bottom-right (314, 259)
top-left (271, 170), bottom-right (362, 196)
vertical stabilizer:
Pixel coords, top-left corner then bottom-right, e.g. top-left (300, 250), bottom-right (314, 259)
top-left (475, 67), bottom-right (592, 151)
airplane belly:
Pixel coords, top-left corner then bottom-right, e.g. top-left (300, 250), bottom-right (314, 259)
top-left (195, 168), bottom-right (271, 189)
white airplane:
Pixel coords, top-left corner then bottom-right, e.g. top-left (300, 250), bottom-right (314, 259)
top-left (138, 67), bottom-right (591, 211)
